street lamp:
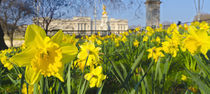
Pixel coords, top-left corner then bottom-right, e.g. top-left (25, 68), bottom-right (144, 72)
top-left (93, 0), bottom-right (97, 35)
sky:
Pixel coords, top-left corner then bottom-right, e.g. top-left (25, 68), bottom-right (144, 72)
top-left (102, 0), bottom-right (210, 27)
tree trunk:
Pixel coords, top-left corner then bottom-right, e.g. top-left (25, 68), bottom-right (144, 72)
top-left (9, 32), bottom-right (13, 47)
top-left (45, 24), bottom-right (49, 35)
top-left (0, 24), bottom-right (8, 50)
top-left (0, 0), bottom-right (8, 50)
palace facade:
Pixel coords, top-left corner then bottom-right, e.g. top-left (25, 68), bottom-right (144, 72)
top-left (45, 16), bottom-right (128, 35)
top-left (35, 5), bottom-right (128, 36)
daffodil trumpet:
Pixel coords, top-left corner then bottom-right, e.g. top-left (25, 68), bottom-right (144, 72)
top-left (9, 24), bottom-right (78, 85)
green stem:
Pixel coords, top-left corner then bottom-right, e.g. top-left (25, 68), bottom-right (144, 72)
top-left (77, 55), bottom-right (89, 94)
top-left (40, 76), bottom-right (45, 94)
top-left (135, 60), bottom-right (154, 94)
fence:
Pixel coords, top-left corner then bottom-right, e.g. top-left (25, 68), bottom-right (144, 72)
top-left (48, 30), bottom-right (128, 36)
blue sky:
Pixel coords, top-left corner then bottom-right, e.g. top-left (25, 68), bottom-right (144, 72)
top-left (102, 0), bottom-right (210, 26)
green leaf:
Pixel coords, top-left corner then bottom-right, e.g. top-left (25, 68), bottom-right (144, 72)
top-left (186, 69), bottom-right (210, 93)
top-left (7, 74), bottom-right (17, 85)
top-left (123, 50), bottom-right (145, 88)
top-left (33, 83), bottom-right (39, 94)
top-left (110, 69), bottom-right (122, 84)
top-left (141, 67), bottom-right (149, 94)
top-left (120, 63), bottom-right (128, 78)
top-left (109, 58), bottom-right (124, 83)
top-left (163, 57), bottom-right (171, 75)
top-left (194, 55), bottom-right (210, 75)
top-left (131, 50), bottom-right (144, 75)
top-left (80, 80), bottom-right (88, 94)
top-left (135, 60), bottom-right (154, 94)
top-left (141, 80), bottom-right (146, 94)
top-left (97, 81), bottom-right (105, 94)
top-left (67, 63), bottom-right (71, 94)
top-left (155, 58), bottom-right (161, 81)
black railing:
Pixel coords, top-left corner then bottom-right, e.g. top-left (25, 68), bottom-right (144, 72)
top-left (48, 30), bottom-right (128, 36)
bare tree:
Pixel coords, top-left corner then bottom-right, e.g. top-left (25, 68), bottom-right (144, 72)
top-left (0, 0), bottom-right (8, 50)
top-left (69, 0), bottom-right (129, 16)
top-left (0, 0), bottom-right (34, 47)
top-left (0, 24), bottom-right (7, 50)
top-left (33, 0), bottom-right (69, 34)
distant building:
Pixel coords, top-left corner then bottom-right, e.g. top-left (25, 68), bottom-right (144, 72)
top-left (194, 13), bottom-right (210, 23)
top-left (145, 0), bottom-right (161, 26)
top-left (34, 5), bottom-right (128, 36)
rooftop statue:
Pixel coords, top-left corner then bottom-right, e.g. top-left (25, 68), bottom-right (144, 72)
top-left (102, 4), bottom-right (107, 15)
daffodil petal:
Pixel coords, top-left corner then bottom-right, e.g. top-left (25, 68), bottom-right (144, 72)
top-left (25, 66), bottom-right (41, 85)
top-left (61, 45), bottom-right (78, 63)
top-left (84, 73), bottom-right (93, 80)
top-left (89, 78), bottom-right (97, 88)
top-left (25, 24), bottom-right (46, 48)
top-left (9, 48), bottom-right (36, 67)
top-left (54, 66), bottom-right (64, 82)
top-left (93, 66), bottom-right (102, 75)
top-left (51, 30), bottom-right (64, 45)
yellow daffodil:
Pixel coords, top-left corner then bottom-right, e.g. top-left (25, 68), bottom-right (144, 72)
top-left (199, 21), bottom-right (209, 31)
top-left (88, 34), bottom-right (97, 42)
top-left (133, 39), bottom-right (139, 47)
top-left (97, 32), bottom-right (101, 36)
top-left (162, 35), bottom-right (180, 57)
top-left (155, 24), bottom-right (163, 32)
top-left (18, 74), bottom-right (22, 79)
top-left (124, 32), bottom-right (129, 36)
top-left (0, 48), bottom-right (18, 70)
top-left (147, 47), bottom-right (164, 62)
top-left (188, 86), bottom-right (197, 93)
top-left (135, 27), bottom-right (141, 32)
top-left (181, 75), bottom-right (187, 81)
top-left (96, 39), bottom-right (102, 45)
top-left (141, 31), bottom-right (146, 36)
top-left (129, 30), bottom-right (132, 33)
top-left (84, 66), bottom-right (106, 88)
top-left (22, 83), bottom-right (34, 94)
top-left (191, 21), bottom-right (200, 27)
top-left (76, 42), bottom-right (101, 71)
top-left (166, 23), bottom-right (179, 35)
top-left (10, 24), bottom-right (78, 85)
top-left (115, 43), bottom-right (120, 47)
top-left (155, 36), bottom-right (161, 44)
top-left (146, 26), bottom-right (154, 36)
top-left (62, 34), bottom-right (79, 45)
top-left (121, 36), bottom-right (127, 43)
top-left (184, 24), bottom-right (188, 30)
top-left (143, 36), bottom-right (148, 42)
top-left (183, 25), bottom-right (210, 59)
top-left (115, 38), bottom-right (120, 47)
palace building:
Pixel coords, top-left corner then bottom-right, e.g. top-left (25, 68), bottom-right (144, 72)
top-left (35, 5), bottom-right (128, 36)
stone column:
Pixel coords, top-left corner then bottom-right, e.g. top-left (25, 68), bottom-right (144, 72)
top-left (145, 0), bottom-right (161, 26)
top-left (84, 23), bottom-right (85, 30)
top-left (78, 23), bottom-right (80, 30)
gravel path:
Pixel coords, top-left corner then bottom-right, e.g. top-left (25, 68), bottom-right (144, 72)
top-left (5, 40), bottom-right (24, 47)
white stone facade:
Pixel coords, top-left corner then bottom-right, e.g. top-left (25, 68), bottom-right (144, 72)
top-left (37, 15), bottom-right (128, 35)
